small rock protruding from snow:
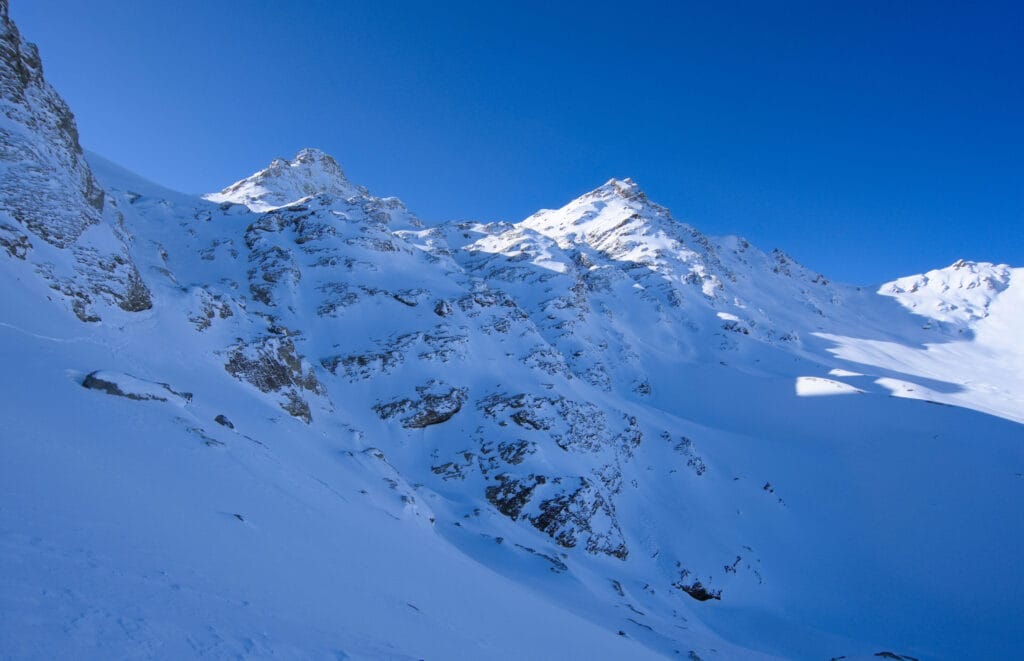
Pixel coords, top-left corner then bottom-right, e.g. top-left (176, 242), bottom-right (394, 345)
top-left (81, 371), bottom-right (192, 405)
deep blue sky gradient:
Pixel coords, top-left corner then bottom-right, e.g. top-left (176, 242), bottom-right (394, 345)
top-left (13, 1), bottom-right (1023, 284)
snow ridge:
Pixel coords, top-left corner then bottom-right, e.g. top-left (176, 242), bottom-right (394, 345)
top-left (880, 258), bottom-right (1014, 325)
top-left (204, 147), bottom-right (364, 211)
top-left (2, 4), bottom-right (1024, 659)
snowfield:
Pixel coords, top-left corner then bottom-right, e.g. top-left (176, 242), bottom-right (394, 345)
top-left (1, 3), bottom-right (1023, 659)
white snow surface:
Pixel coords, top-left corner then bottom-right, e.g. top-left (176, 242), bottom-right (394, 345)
top-left (203, 148), bottom-right (422, 231)
top-left (203, 148), bottom-right (362, 211)
top-left (2, 147), bottom-right (1020, 660)
top-left (2, 9), bottom-right (1023, 659)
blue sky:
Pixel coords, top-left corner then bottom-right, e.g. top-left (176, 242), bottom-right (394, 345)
top-left (13, 0), bottom-right (1022, 284)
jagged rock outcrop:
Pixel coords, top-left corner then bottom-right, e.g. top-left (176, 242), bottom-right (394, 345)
top-left (0, 0), bottom-right (102, 247)
top-left (0, 1), bottom-right (151, 320)
top-left (205, 148), bottom-right (423, 231)
top-left (224, 334), bottom-right (324, 423)
top-left (374, 381), bottom-right (468, 429)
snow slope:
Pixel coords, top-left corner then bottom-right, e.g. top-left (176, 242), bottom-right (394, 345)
top-left (1, 4), bottom-right (1023, 659)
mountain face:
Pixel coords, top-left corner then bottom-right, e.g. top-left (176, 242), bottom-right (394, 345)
top-left (0, 0), bottom-right (101, 248)
top-left (2, 5), bottom-right (1023, 660)
top-left (0, 0), bottom-right (150, 321)
top-left (203, 147), bottom-right (422, 229)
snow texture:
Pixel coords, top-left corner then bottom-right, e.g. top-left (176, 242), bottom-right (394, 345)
top-left (1, 4), bottom-right (1023, 659)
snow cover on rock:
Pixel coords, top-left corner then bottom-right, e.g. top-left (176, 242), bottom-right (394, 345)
top-left (203, 147), bottom-right (423, 231)
top-left (1, 4), bottom-right (1023, 659)
top-left (0, 0), bottom-right (102, 249)
top-left (880, 258), bottom-right (1012, 325)
top-left (0, 0), bottom-right (150, 322)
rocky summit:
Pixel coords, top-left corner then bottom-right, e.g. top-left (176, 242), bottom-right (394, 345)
top-left (1, 4), bottom-right (1022, 660)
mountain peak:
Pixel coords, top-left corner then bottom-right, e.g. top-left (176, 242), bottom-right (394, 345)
top-left (518, 176), bottom-right (691, 259)
top-left (595, 177), bottom-right (646, 201)
top-left (292, 147), bottom-right (342, 169)
top-left (880, 259), bottom-right (1014, 326)
top-left (204, 147), bottom-right (362, 212)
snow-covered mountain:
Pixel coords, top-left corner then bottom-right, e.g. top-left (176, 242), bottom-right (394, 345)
top-left (2, 4), bottom-right (1022, 659)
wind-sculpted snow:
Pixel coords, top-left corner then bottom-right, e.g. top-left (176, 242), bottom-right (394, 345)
top-left (2, 5), bottom-right (1024, 657)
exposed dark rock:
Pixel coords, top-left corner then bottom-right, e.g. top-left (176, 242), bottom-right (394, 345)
top-left (431, 451), bottom-right (475, 481)
top-left (721, 319), bottom-right (750, 335)
top-left (0, 10), bottom-right (153, 320)
top-left (481, 391), bottom-right (630, 454)
top-left (224, 335), bottom-right (323, 422)
top-left (321, 349), bottom-right (402, 380)
top-left (434, 299), bottom-right (452, 316)
top-left (322, 328), bottom-right (467, 381)
top-left (188, 289), bottom-right (233, 331)
top-left (345, 235), bottom-right (399, 253)
top-left (523, 345), bottom-right (570, 377)
top-left (214, 414), bottom-right (234, 429)
top-left (675, 580), bottom-right (721, 602)
top-left (0, 221), bottom-right (30, 258)
top-left (225, 336), bottom-right (322, 395)
top-left (665, 432), bottom-right (707, 476)
top-left (673, 568), bottom-right (722, 601)
top-left (185, 425), bottom-right (222, 447)
top-left (373, 381), bottom-right (468, 429)
top-left (530, 477), bottom-right (629, 559)
top-left (513, 543), bottom-right (568, 573)
top-left (116, 267), bottom-right (152, 312)
top-left (82, 372), bottom-right (165, 401)
top-left (391, 289), bottom-right (426, 306)
top-left (281, 392), bottom-right (312, 424)
top-left (314, 282), bottom-right (360, 316)
top-left (486, 473), bottom-right (545, 519)
top-left (0, 6), bottom-right (102, 248)
top-left (497, 439), bottom-right (534, 465)
top-left (81, 371), bottom-right (191, 403)
top-left (512, 408), bottom-right (550, 431)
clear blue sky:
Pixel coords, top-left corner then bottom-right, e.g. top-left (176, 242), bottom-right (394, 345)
top-left (12, 0), bottom-right (1023, 284)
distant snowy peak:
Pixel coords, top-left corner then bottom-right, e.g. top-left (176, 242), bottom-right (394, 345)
top-left (521, 177), bottom-right (675, 246)
top-left (203, 148), bottom-right (366, 212)
top-left (203, 148), bottom-right (422, 228)
top-left (513, 176), bottom-right (735, 292)
top-left (587, 177), bottom-right (649, 202)
top-left (880, 259), bottom-right (1016, 325)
